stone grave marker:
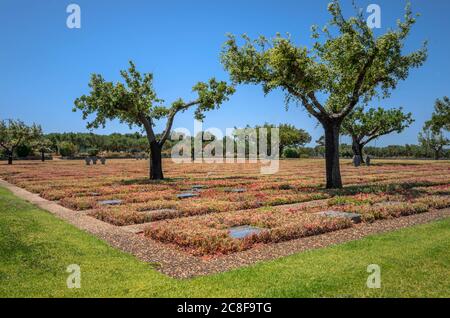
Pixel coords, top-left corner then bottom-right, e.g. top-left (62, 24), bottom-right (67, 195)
top-left (98, 199), bottom-right (123, 206)
top-left (176, 192), bottom-right (199, 199)
top-left (228, 225), bottom-right (264, 239)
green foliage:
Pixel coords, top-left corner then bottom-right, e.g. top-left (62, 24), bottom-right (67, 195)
top-left (261, 123), bottom-right (311, 153)
top-left (16, 144), bottom-right (33, 158)
top-left (418, 126), bottom-right (449, 160)
top-left (0, 119), bottom-right (42, 156)
top-left (283, 147), bottom-right (300, 158)
top-left (87, 148), bottom-right (99, 157)
top-left (58, 141), bottom-right (78, 157)
top-left (46, 132), bottom-right (147, 153)
top-left (342, 106), bottom-right (414, 146)
top-left (426, 96), bottom-right (450, 133)
top-left (73, 61), bottom-right (234, 146)
top-left (221, 0), bottom-right (426, 188)
top-left (33, 137), bottom-right (53, 153)
top-left (233, 123), bottom-right (311, 156)
top-left (221, 1), bottom-right (427, 119)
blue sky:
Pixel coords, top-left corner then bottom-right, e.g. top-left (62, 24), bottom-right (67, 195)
top-left (1, 0), bottom-right (449, 146)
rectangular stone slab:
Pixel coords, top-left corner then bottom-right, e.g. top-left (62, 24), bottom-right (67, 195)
top-left (316, 210), bottom-right (362, 223)
top-left (98, 199), bottom-right (123, 206)
top-left (191, 185), bottom-right (206, 189)
top-left (229, 225), bottom-right (264, 239)
top-left (225, 188), bottom-right (247, 193)
top-left (176, 193), bottom-right (199, 199)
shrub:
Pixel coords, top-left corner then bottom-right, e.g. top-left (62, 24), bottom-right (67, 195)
top-left (58, 141), bottom-right (78, 157)
top-left (283, 147), bottom-right (300, 158)
top-left (16, 144), bottom-right (33, 157)
top-left (87, 148), bottom-right (99, 157)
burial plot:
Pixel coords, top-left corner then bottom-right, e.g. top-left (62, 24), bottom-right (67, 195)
top-left (228, 225), bottom-right (264, 239)
top-left (316, 210), bottom-right (362, 223)
top-left (374, 201), bottom-right (403, 207)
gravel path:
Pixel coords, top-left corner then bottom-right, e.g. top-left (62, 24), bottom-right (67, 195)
top-left (1, 179), bottom-right (449, 279)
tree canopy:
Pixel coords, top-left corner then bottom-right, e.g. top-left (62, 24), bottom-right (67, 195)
top-left (418, 126), bottom-right (449, 160)
top-left (426, 96), bottom-right (450, 133)
top-left (221, 0), bottom-right (427, 188)
top-left (342, 106), bottom-right (413, 160)
top-left (0, 119), bottom-right (42, 164)
top-left (73, 61), bottom-right (234, 179)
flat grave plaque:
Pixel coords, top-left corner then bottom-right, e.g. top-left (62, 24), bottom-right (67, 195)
top-left (229, 225), bottom-right (264, 239)
top-left (176, 192), bottom-right (199, 199)
top-left (98, 199), bottom-right (123, 206)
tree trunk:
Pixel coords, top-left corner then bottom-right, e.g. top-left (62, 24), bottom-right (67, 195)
top-left (351, 139), bottom-right (365, 163)
top-left (323, 120), bottom-right (343, 189)
top-left (8, 154), bottom-right (13, 165)
top-left (434, 149), bottom-right (441, 160)
top-left (149, 141), bottom-right (164, 180)
top-left (41, 151), bottom-right (45, 162)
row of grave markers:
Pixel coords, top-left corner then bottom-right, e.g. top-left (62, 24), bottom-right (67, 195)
top-left (85, 157), bottom-right (106, 165)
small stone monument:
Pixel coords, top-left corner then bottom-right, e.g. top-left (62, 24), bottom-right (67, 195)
top-left (353, 155), bottom-right (361, 167)
top-left (92, 156), bottom-right (98, 165)
top-left (365, 155), bottom-right (371, 166)
top-left (85, 157), bottom-right (91, 165)
top-left (100, 157), bottom-right (106, 165)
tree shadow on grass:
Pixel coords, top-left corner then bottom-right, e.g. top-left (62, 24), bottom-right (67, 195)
top-left (325, 180), bottom-right (446, 198)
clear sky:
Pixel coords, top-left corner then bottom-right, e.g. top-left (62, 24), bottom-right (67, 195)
top-left (1, 0), bottom-right (449, 146)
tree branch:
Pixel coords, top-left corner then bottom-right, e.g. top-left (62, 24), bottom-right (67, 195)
top-left (287, 87), bottom-right (323, 121)
top-left (361, 127), bottom-right (398, 146)
top-left (337, 52), bottom-right (377, 118)
top-left (158, 100), bottom-right (200, 147)
top-left (307, 92), bottom-right (329, 116)
top-left (137, 114), bottom-right (157, 144)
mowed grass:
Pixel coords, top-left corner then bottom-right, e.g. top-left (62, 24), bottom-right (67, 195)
top-left (0, 186), bottom-right (449, 298)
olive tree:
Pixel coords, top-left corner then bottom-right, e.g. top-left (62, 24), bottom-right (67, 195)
top-left (258, 123), bottom-right (311, 155)
top-left (427, 96), bottom-right (450, 133)
top-left (0, 119), bottom-right (42, 164)
top-left (221, 1), bottom-right (426, 188)
top-left (74, 61), bottom-right (234, 180)
top-left (418, 126), bottom-right (449, 160)
top-left (33, 137), bottom-right (54, 162)
top-left (342, 106), bottom-right (413, 162)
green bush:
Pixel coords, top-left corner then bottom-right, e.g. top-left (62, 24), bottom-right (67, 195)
top-left (58, 142), bottom-right (78, 157)
top-left (16, 144), bottom-right (33, 158)
top-left (283, 148), bottom-right (300, 158)
top-left (87, 148), bottom-right (99, 156)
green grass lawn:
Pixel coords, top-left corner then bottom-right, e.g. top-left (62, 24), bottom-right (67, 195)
top-left (0, 186), bottom-right (449, 298)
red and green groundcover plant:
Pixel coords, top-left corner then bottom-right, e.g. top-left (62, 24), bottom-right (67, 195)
top-left (1, 159), bottom-right (449, 256)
